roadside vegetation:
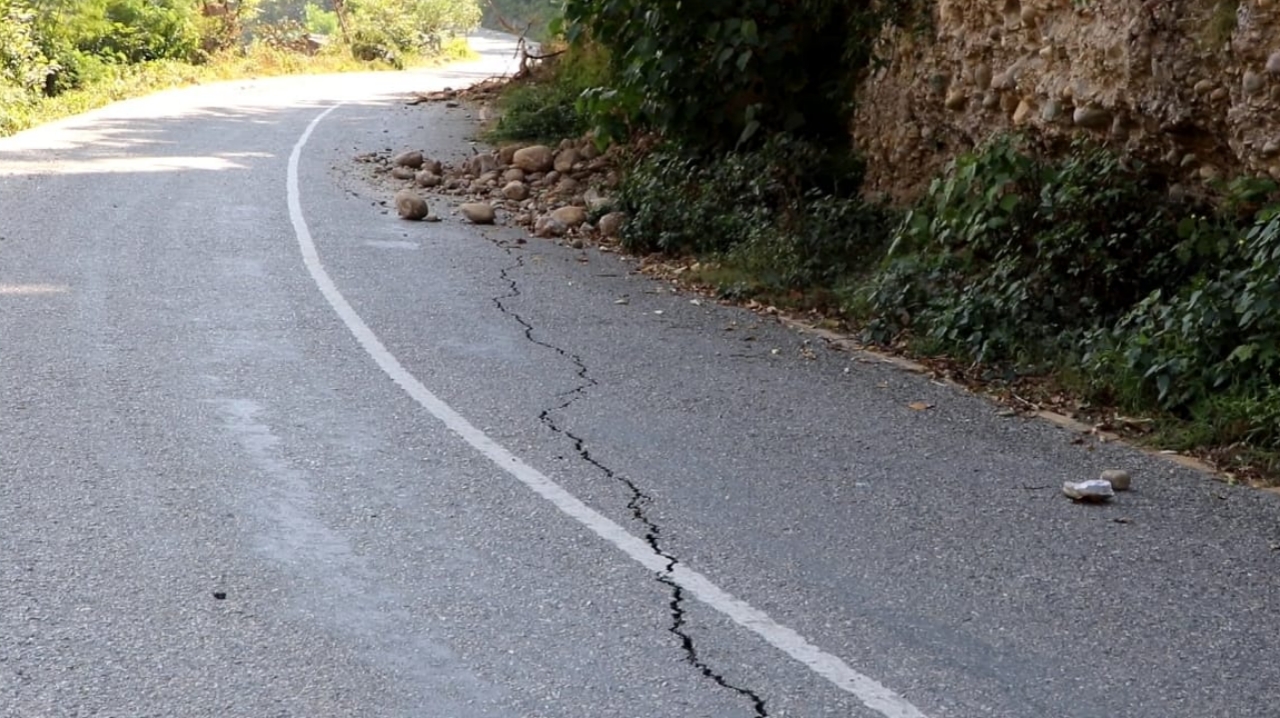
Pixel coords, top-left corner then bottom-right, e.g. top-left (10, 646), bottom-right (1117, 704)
top-left (0, 0), bottom-right (480, 136)
top-left (481, 0), bottom-right (559, 40)
top-left (482, 0), bottom-right (1280, 482)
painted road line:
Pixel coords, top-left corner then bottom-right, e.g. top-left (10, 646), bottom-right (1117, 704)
top-left (287, 103), bottom-right (929, 718)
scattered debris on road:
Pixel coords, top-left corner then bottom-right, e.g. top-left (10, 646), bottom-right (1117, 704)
top-left (1062, 479), bottom-right (1116, 502)
top-left (358, 132), bottom-right (626, 252)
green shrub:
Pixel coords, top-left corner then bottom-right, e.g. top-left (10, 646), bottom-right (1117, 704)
top-left (195, 0), bottom-right (261, 54)
top-left (1086, 202), bottom-right (1280, 413)
top-left (256, 18), bottom-right (313, 52)
top-left (562, 0), bottom-right (919, 148)
top-left (348, 0), bottom-right (479, 65)
top-left (41, 48), bottom-right (118, 95)
top-left (861, 136), bottom-right (1196, 364)
top-left (728, 191), bottom-right (894, 291)
top-left (489, 81), bottom-right (585, 141)
top-left (617, 134), bottom-right (891, 290)
top-left (22, 0), bottom-right (209, 95)
top-left (0, 0), bottom-right (54, 94)
top-left (487, 42), bottom-right (608, 142)
top-left (852, 133), bottom-right (1280, 457)
top-left (1185, 387), bottom-right (1280, 452)
top-left (85, 0), bottom-right (203, 64)
top-left (30, 0), bottom-right (204, 70)
top-left (618, 144), bottom-right (768, 256)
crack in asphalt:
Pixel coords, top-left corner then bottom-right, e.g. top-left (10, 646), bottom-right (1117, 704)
top-left (489, 243), bottom-right (769, 718)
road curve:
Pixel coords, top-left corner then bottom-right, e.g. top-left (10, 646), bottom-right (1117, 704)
top-left (3, 31), bottom-right (1280, 718)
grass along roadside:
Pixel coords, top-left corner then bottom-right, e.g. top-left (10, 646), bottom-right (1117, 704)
top-left (0, 38), bottom-right (474, 137)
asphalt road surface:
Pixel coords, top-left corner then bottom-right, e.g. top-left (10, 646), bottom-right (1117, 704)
top-left (3, 31), bottom-right (1279, 718)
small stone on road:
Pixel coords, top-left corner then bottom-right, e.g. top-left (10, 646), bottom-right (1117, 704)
top-left (460, 202), bottom-right (496, 224)
top-left (1100, 469), bottom-right (1132, 491)
top-left (395, 190), bottom-right (430, 220)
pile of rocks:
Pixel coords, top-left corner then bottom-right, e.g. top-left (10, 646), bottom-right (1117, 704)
top-left (361, 139), bottom-right (628, 245)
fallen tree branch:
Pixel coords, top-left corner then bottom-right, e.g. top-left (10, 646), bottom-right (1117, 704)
top-left (525, 49), bottom-right (565, 61)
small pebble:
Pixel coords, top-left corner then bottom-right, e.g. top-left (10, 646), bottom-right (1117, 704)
top-left (1101, 469), bottom-right (1132, 491)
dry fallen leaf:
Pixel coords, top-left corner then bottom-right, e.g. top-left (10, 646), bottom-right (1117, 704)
top-left (908, 401), bottom-right (934, 411)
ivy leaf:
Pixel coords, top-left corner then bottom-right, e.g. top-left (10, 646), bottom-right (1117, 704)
top-left (1228, 344), bottom-right (1257, 363)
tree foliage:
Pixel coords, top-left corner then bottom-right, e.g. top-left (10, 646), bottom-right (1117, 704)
top-left (0, 0), bottom-right (54, 94)
top-left (1, 0), bottom-right (480, 109)
top-left (60, 0), bottom-right (203, 64)
top-left (303, 1), bottom-right (339, 34)
top-left (0, 0), bottom-right (209, 97)
top-left (561, 0), bottom-right (915, 148)
top-left (347, 0), bottom-right (479, 65)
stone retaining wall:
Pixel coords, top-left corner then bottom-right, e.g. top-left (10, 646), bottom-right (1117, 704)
top-left (854, 0), bottom-right (1280, 200)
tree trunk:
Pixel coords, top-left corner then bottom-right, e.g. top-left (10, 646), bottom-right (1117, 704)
top-left (332, 0), bottom-right (350, 43)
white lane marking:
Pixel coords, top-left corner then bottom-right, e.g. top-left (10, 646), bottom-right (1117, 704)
top-left (363, 239), bottom-right (420, 250)
top-left (287, 105), bottom-right (929, 718)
